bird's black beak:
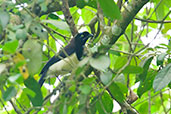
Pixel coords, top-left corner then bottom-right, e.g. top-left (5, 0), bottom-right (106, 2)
top-left (83, 33), bottom-right (93, 42)
top-left (89, 34), bottom-right (94, 38)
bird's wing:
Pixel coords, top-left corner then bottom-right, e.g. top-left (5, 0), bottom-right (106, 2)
top-left (39, 45), bottom-right (75, 87)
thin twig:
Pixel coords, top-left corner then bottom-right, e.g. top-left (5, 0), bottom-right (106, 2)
top-left (160, 91), bottom-right (167, 114)
top-left (41, 23), bottom-right (69, 42)
top-left (0, 98), bottom-right (10, 114)
top-left (9, 100), bottom-right (22, 114)
top-left (124, 33), bottom-right (133, 52)
top-left (15, 98), bottom-right (26, 112)
top-left (135, 17), bottom-right (171, 23)
top-left (148, 0), bottom-right (164, 19)
top-left (110, 49), bottom-right (142, 56)
top-left (133, 89), bottom-right (169, 107)
top-left (148, 91), bottom-right (151, 114)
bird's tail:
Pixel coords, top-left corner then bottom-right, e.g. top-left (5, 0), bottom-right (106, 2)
top-left (39, 69), bottom-right (48, 87)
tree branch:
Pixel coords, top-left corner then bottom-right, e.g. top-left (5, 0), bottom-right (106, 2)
top-left (87, 0), bottom-right (149, 113)
top-left (61, 0), bottom-right (78, 36)
top-left (38, 0), bottom-right (77, 16)
top-left (135, 17), bottom-right (171, 23)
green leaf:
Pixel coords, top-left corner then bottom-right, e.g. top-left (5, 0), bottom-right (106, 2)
top-left (3, 86), bottom-right (17, 101)
top-left (82, 77), bottom-right (96, 85)
top-left (0, 64), bottom-right (6, 74)
top-left (18, 91), bottom-right (31, 107)
top-left (115, 82), bottom-right (128, 94)
top-left (101, 92), bottom-right (113, 113)
top-left (122, 65), bottom-right (143, 74)
top-left (79, 94), bottom-right (87, 105)
top-left (41, 20), bottom-right (70, 31)
top-left (76, 0), bottom-right (86, 8)
top-left (164, 0), bottom-right (171, 8)
top-left (153, 63), bottom-right (171, 92)
top-left (81, 8), bottom-right (96, 24)
top-left (108, 50), bottom-right (121, 56)
top-left (138, 56), bottom-right (153, 81)
top-left (2, 40), bottom-right (18, 53)
top-left (138, 102), bottom-right (148, 114)
top-left (108, 82), bottom-right (125, 102)
top-left (0, 20), bottom-right (3, 34)
top-left (8, 74), bottom-right (21, 83)
top-left (69, 84), bottom-right (76, 92)
top-left (23, 40), bottom-right (42, 75)
top-left (40, 2), bottom-right (47, 12)
top-left (29, 22), bottom-right (48, 39)
top-left (0, 10), bottom-right (10, 30)
top-left (24, 77), bottom-right (43, 106)
top-left (79, 85), bottom-right (91, 95)
top-left (114, 74), bottom-right (126, 85)
top-left (137, 70), bottom-right (157, 97)
top-left (23, 88), bottom-right (36, 98)
top-left (98, 0), bottom-right (121, 20)
top-left (155, 0), bottom-right (165, 20)
top-left (157, 53), bottom-right (167, 66)
top-left (63, 101), bottom-right (68, 114)
top-left (114, 56), bottom-right (127, 71)
top-left (100, 71), bottom-right (113, 85)
top-left (16, 29), bottom-right (27, 40)
top-left (49, 37), bottom-right (57, 56)
top-left (162, 23), bottom-right (171, 34)
top-left (48, 13), bottom-right (59, 20)
top-left (76, 0), bottom-right (97, 9)
top-left (90, 55), bottom-right (110, 71)
top-left (96, 100), bottom-right (105, 114)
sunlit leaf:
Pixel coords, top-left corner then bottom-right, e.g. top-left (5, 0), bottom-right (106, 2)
top-left (154, 0), bottom-right (165, 20)
top-left (81, 8), bottom-right (96, 24)
top-left (41, 20), bottom-right (70, 31)
top-left (164, 0), bottom-right (171, 8)
top-left (114, 56), bottom-right (127, 71)
top-left (98, 0), bottom-right (121, 20)
top-left (3, 40), bottom-right (18, 53)
top-left (162, 23), bottom-right (171, 34)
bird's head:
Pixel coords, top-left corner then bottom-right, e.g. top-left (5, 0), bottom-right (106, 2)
top-left (75, 31), bottom-right (93, 46)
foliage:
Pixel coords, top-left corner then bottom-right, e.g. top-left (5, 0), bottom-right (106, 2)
top-left (0, 0), bottom-right (171, 114)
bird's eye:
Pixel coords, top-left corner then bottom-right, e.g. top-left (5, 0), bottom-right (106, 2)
top-left (81, 34), bottom-right (84, 38)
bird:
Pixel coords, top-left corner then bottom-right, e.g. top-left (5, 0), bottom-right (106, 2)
top-left (39, 31), bottom-right (93, 87)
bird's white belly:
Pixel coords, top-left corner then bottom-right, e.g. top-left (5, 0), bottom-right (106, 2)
top-left (48, 53), bottom-right (79, 75)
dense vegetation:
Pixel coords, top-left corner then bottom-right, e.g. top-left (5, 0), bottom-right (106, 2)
top-left (0, 0), bottom-right (171, 114)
